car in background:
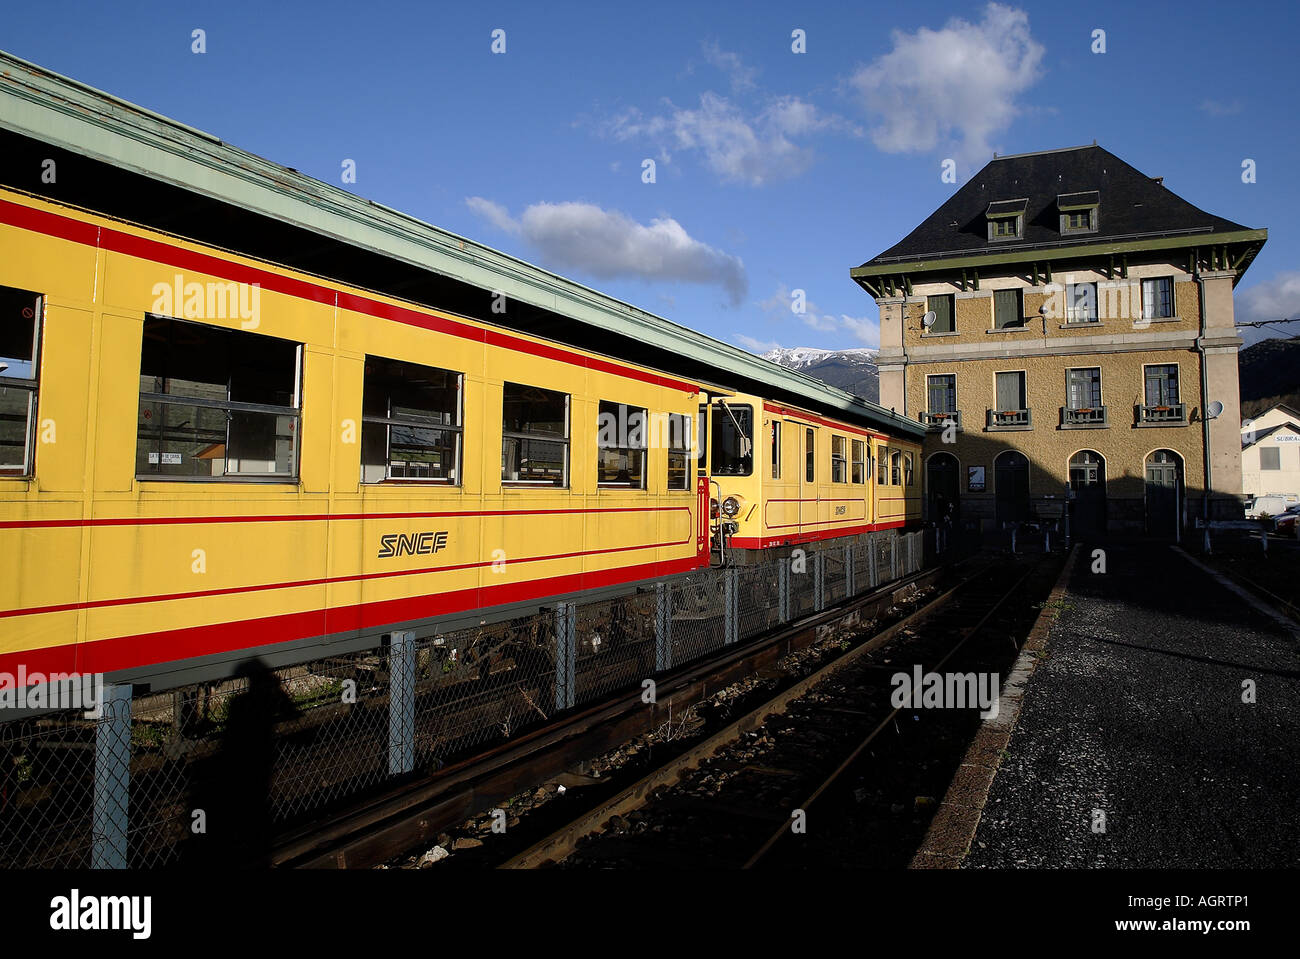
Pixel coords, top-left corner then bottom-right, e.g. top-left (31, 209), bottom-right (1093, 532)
top-left (1272, 504), bottom-right (1300, 537)
top-left (1247, 493), bottom-right (1300, 520)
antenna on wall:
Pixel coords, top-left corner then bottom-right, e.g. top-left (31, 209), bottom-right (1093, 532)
top-left (1206, 401), bottom-right (1224, 420)
top-left (921, 311), bottom-right (937, 330)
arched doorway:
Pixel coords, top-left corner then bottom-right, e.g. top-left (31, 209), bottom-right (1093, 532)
top-left (927, 452), bottom-right (960, 523)
top-left (1145, 449), bottom-right (1184, 538)
top-left (1068, 450), bottom-right (1107, 537)
top-left (994, 450), bottom-right (1030, 526)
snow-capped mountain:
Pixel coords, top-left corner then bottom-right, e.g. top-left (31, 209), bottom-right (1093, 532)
top-left (762, 347), bottom-right (880, 402)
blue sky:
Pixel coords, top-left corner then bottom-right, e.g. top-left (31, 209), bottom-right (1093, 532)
top-left (3, 0), bottom-right (1297, 351)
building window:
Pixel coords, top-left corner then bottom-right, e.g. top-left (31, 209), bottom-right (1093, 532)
top-left (1069, 450), bottom-right (1105, 487)
top-left (890, 450), bottom-right (901, 486)
top-left (502, 382), bottom-right (569, 487)
top-left (770, 420), bottom-right (781, 480)
top-left (805, 427), bottom-right (815, 482)
top-left (137, 315), bottom-right (301, 480)
top-left (878, 445), bottom-right (889, 485)
top-left (926, 294), bottom-right (954, 334)
top-left (1142, 277), bottom-right (1174, 319)
top-left (361, 356), bottom-right (462, 483)
top-left (597, 400), bottom-right (647, 488)
top-left (1067, 368), bottom-right (1102, 409)
top-left (711, 403), bottom-right (753, 476)
top-left (1261, 447), bottom-right (1281, 471)
top-left (851, 439), bottom-right (865, 484)
top-left (1060, 209), bottom-right (1098, 234)
top-left (696, 403), bottom-right (709, 472)
top-left (989, 371), bottom-right (1030, 428)
top-left (1144, 365), bottom-right (1179, 407)
top-left (991, 216), bottom-right (1019, 238)
top-left (0, 286), bottom-right (42, 477)
top-left (927, 374), bottom-right (957, 414)
top-left (904, 453), bottom-right (914, 486)
top-left (831, 435), bottom-right (847, 483)
top-left (1066, 282), bottom-right (1099, 323)
top-left (993, 289), bottom-right (1024, 329)
top-left (668, 413), bottom-right (692, 491)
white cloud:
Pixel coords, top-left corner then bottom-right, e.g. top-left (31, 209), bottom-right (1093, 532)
top-left (756, 284), bottom-right (881, 348)
top-left (703, 41), bottom-right (757, 93)
top-left (1237, 270), bottom-right (1300, 344)
top-left (466, 198), bottom-right (747, 305)
top-left (1199, 98), bottom-right (1243, 117)
top-left (735, 333), bottom-right (783, 354)
top-left (847, 3), bottom-right (1045, 172)
top-left (464, 196), bottom-right (519, 236)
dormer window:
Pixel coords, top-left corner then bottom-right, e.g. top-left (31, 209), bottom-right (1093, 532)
top-left (1058, 191), bottom-right (1099, 235)
top-left (986, 199), bottom-right (1026, 242)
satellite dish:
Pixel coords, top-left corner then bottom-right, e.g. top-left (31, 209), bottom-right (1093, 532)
top-left (1207, 400), bottom-right (1224, 419)
top-left (921, 311), bottom-right (937, 329)
top-left (1038, 304), bottom-right (1048, 315)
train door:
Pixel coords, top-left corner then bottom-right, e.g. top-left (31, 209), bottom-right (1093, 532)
top-left (800, 425), bottom-right (817, 536)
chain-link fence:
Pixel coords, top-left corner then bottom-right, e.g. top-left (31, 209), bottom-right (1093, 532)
top-left (0, 528), bottom-right (925, 869)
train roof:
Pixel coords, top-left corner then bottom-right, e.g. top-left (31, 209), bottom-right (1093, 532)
top-left (0, 50), bottom-right (922, 440)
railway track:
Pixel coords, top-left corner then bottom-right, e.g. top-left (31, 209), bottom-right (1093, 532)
top-left (497, 555), bottom-right (1061, 869)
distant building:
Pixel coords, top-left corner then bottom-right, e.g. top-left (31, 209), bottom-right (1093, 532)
top-left (1241, 405), bottom-right (1300, 498)
top-left (852, 144), bottom-right (1266, 537)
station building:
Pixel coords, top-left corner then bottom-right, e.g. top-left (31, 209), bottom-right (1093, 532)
top-left (852, 145), bottom-right (1267, 537)
top-left (1241, 404), bottom-right (1300, 499)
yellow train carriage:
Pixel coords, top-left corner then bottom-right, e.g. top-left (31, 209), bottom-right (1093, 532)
top-left (0, 187), bottom-right (708, 687)
top-left (703, 390), bottom-right (921, 554)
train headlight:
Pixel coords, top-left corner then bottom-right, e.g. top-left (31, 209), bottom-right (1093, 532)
top-left (710, 498), bottom-right (720, 519)
top-left (721, 495), bottom-right (742, 518)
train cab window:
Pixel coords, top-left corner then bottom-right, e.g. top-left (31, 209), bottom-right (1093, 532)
top-left (667, 412), bottom-right (692, 491)
top-left (597, 400), bottom-right (647, 489)
top-left (805, 428), bottom-right (814, 482)
top-left (502, 382), bottom-right (569, 487)
top-left (361, 356), bottom-right (462, 483)
top-left (878, 446), bottom-right (889, 485)
top-left (711, 402), bottom-right (753, 476)
top-left (0, 286), bottom-right (42, 477)
top-left (137, 315), bottom-right (301, 480)
top-left (904, 453), bottom-right (914, 486)
top-left (891, 450), bottom-right (902, 486)
top-left (831, 435), bottom-right (847, 483)
top-left (770, 420), bottom-right (781, 479)
top-left (696, 403), bottom-right (709, 473)
top-left (851, 440), bottom-right (865, 484)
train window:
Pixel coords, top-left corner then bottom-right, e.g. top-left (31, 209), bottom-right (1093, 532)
top-left (502, 382), bottom-right (569, 487)
top-left (831, 435), bottom-right (847, 483)
top-left (878, 446), bottom-right (889, 485)
top-left (891, 450), bottom-right (902, 486)
top-left (851, 440), bottom-right (865, 484)
top-left (667, 412), bottom-right (692, 491)
top-left (597, 400), bottom-right (647, 489)
top-left (137, 316), bottom-right (301, 480)
top-left (361, 356), bottom-right (462, 484)
top-left (904, 453), bottom-right (914, 486)
top-left (696, 404), bottom-right (709, 473)
top-left (711, 403), bottom-right (753, 476)
top-left (770, 421), bottom-right (781, 479)
top-left (0, 286), bottom-right (42, 477)
top-left (805, 428), bottom-right (814, 482)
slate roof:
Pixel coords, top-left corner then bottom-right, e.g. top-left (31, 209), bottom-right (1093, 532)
top-left (860, 144), bottom-right (1254, 267)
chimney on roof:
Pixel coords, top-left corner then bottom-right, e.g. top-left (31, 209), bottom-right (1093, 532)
top-left (1152, 176), bottom-right (1164, 186)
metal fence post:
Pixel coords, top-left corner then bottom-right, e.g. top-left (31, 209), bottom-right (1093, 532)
top-left (724, 568), bottom-right (738, 645)
top-left (654, 583), bottom-right (672, 671)
top-left (388, 630), bottom-right (416, 777)
top-left (554, 604), bottom-right (576, 711)
top-left (778, 560), bottom-right (789, 624)
top-left (868, 533), bottom-right (877, 588)
top-left (814, 551), bottom-right (825, 612)
top-left (92, 683), bottom-right (132, 870)
top-left (845, 544), bottom-right (854, 595)
top-left (890, 534), bottom-right (898, 581)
